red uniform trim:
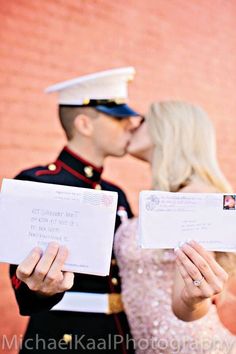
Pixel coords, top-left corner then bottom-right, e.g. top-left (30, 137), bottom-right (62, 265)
top-left (11, 274), bottom-right (22, 290)
top-left (58, 160), bottom-right (97, 187)
top-left (35, 163), bottom-right (62, 176)
top-left (64, 146), bottom-right (103, 173)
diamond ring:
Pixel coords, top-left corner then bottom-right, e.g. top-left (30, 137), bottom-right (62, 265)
top-left (193, 276), bottom-right (204, 287)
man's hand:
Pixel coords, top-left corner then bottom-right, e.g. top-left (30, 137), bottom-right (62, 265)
top-left (16, 242), bottom-right (74, 297)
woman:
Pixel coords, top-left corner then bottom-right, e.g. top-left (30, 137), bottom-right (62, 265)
top-left (115, 101), bottom-right (236, 353)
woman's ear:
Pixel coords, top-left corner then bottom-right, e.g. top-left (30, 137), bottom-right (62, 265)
top-left (74, 114), bottom-right (94, 137)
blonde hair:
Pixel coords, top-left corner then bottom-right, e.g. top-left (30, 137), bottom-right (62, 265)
top-left (146, 101), bottom-right (235, 274)
top-left (146, 101), bottom-right (232, 193)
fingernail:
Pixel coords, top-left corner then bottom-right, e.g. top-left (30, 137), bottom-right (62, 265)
top-left (33, 247), bottom-right (42, 256)
top-left (174, 247), bottom-right (179, 252)
top-left (187, 239), bottom-right (195, 246)
top-left (178, 241), bottom-right (185, 248)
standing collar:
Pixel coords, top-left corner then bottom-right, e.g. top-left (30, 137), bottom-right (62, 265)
top-left (57, 146), bottom-right (103, 183)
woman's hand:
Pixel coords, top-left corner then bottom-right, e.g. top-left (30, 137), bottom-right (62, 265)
top-left (172, 240), bottom-right (228, 321)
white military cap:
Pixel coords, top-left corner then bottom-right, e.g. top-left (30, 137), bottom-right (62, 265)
top-left (45, 67), bottom-right (140, 118)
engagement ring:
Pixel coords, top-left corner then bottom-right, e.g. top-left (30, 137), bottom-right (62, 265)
top-left (193, 276), bottom-right (204, 287)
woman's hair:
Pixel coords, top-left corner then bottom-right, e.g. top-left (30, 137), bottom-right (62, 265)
top-left (146, 101), bottom-right (232, 193)
top-left (146, 101), bottom-right (235, 274)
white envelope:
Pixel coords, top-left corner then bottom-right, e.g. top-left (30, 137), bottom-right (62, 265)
top-left (139, 190), bottom-right (236, 251)
top-left (0, 179), bottom-right (118, 276)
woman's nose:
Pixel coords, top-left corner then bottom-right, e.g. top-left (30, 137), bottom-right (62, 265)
top-left (128, 117), bottom-right (143, 130)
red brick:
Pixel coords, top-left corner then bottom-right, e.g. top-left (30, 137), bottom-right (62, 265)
top-left (1, 0), bottom-right (236, 347)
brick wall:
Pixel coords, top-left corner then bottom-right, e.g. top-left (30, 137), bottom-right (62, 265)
top-left (1, 0), bottom-right (236, 351)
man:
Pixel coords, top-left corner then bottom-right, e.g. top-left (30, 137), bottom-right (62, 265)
top-left (10, 67), bottom-right (141, 353)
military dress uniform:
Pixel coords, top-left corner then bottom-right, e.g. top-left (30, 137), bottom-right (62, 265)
top-left (10, 146), bottom-right (135, 353)
top-left (10, 66), bottom-right (140, 353)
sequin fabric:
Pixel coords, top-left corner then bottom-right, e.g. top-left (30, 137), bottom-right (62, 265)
top-left (114, 218), bottom-right (236, 354)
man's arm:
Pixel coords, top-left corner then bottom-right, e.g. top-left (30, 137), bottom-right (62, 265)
top-left (9, 172), bottom-right (74, 315)
top-left (123, 193), bottom-right (134, 219)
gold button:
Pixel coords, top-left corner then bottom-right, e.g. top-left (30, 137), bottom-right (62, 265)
top-left (114, 98), bottom-right (126, 104)
top-left (48, 163), bottom-right (56, 171)
top-left (63, 334), bottom-right (72, 344)
top-left (95, 184), bottom-right (101, 190)
top-left (111, 259), bottom-right (117, 266)
top-left (84, 166), bottom-right (93, 178)
top-left (107, 293), bottom-right (124, 314)
top-left (111, 277), bottom-right (118, 286)
top-left (83, 98), bottom-right (90, 105)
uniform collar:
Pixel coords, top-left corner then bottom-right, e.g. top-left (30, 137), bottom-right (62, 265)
top-left (57, 146), bottom-right (103, 183)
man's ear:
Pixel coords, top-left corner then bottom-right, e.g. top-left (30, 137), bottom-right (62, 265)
top-left (74, 114), bottom-right (94, 137)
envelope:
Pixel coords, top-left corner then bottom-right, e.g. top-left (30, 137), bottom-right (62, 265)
top-left (0, 179), bottom-right (118, 276)
top-left (139, 190), bottom-right (236, 251)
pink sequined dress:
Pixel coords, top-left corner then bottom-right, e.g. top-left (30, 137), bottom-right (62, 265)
top-left (114, 218), bottom-right (236, 354)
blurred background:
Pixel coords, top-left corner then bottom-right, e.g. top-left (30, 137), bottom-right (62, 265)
top-left (1, 0), bottom-right (236, 352)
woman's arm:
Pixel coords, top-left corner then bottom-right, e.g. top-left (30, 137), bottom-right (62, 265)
top-left (172, 240), bottom-right (229, 321)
